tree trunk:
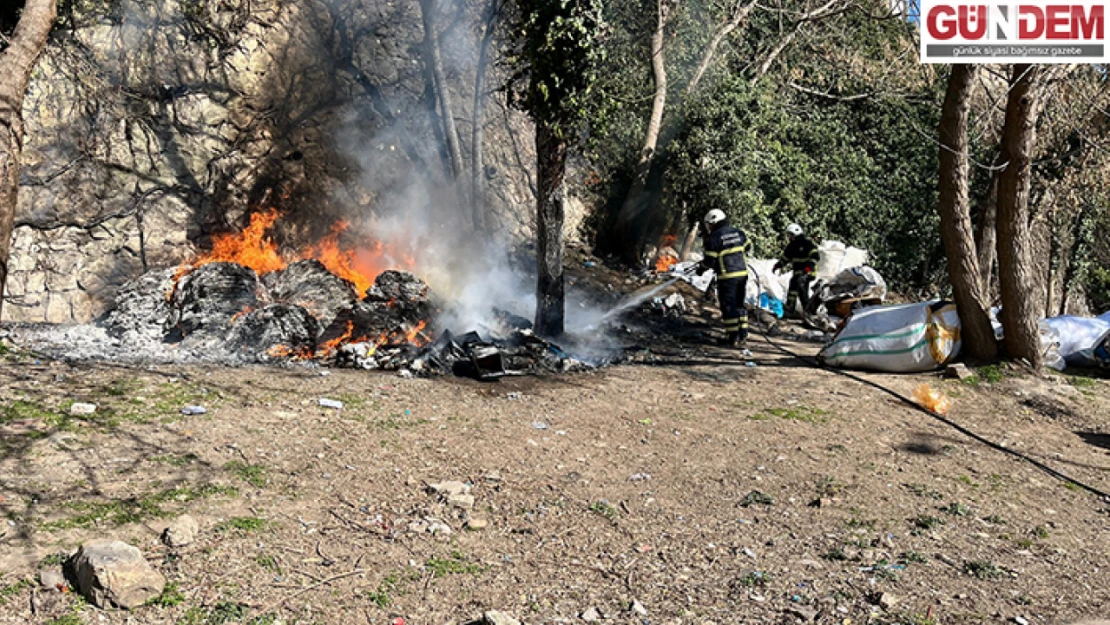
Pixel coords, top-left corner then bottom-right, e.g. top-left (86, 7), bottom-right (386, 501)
top-left (420, 0), bottom-right (466, 192)
top-left (937, 65), bottom-right (997, 362)
top-left (612, 0), bottom-right (668, 265)
top-left (0, 0), bottom-right (57, 320)
top-left (678, 219), bottom-right (699, 261)
top-left (686, 0), bottom-right (754, 96)
top-left (470, 0), bottom-right (499, 232)
top-left (974, 166), bottom-right (999, 296)
top-left (996, 64), bottom-right (1044, 367)
top-left (535, 120), bottom-right (566, 337)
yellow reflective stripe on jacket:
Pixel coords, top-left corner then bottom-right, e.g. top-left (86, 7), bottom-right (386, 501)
top-left (720, 270), bottom-right (748, 279)
top-left (704, 250), bottom-right (720, 258)
top-left (720, 245), bottom-right (748, 255)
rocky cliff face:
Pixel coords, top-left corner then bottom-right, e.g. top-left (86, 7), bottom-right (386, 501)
top-left (5, 0), bottom-right (542, 323)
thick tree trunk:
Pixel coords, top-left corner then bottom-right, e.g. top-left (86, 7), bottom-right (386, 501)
top-left (996, 64), bottom-right (1044, 367)
top-left (937, 65), bottom-right (997, 361)
top-left (420, 0), bottom-right (466, 192)
top-left (535, 121), bottom-right (566, 337)
top-left (470, 0), bottom-right (499, 233)
top-left (975, 167), bottom-right (999, 296)
top-left (612, 0), bottom-right (668, 265)
top-left (0, 0), bottom-right (57, 320)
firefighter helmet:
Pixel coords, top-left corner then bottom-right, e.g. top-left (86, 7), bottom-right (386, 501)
top-left (704, 209), bottom-right (727, 228)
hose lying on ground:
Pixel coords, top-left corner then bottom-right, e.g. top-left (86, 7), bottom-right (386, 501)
top-left (755, 327), bottom-right (1110, 501)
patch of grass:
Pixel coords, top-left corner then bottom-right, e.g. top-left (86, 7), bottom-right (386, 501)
top-left (147, 581), bottom-right (185, 607)
top-left (976, 364), bottom-right (1007, 384)
top-left (224, 461), bottom-right (266, 488)
top-left (0, 578), bottom-right (34, 605)
top-left (904, 483), bottom-right (944, 500)
top-left (826, 444), bottom-right (848, 454)
top-left (963, 559), bottom-right (1003, 580)
top-left (739, 490), bottom-right (774, 507)
top-left (1063, 481), bottom-right (1080, 491)
top-left (1032, 525), bottom-right (1050, 539)
top-left (1068, 375), bottom-right (1097, 389)
top-left (751, 406), bottom-right (829, 423)
top-left (956, 474), bottom-right (979, 488)
top-left (821, 548), bottom-right (848, 561)
top-left (45, 616), bottom-right (82, 625)
top-left (255, 555), bottom-right (280, 573)
top-left (215, 517), bottom-right (267, 533)
top-left (846, 517), bottom-right (876, 530)
top-left (943, 502), bottom-right (971, 517)
top-left (2, 399), bottom-right (55, 423)
top-left (425, 551), bottom-right (484, 578)
top-left (983, 514), bottom-right (1006, 525)
top-left (958, 374), bottom-right (981, 387)
top-left (737, 571), bottom-right (772, 587)
top-left (39, 484), bottom-right (237, 532)
top-left (367, 571), bottom-right (411, 609)
top-left (588, 500), bottom-right (619, 522)
top-left (149, 453), bottom-right (201, 466)
top-left (40, 552), bottom-right (68, 566)
top-left (911, 515), bottom-right (945, 534)
top-left (900, 551), bottom-right (928, 564)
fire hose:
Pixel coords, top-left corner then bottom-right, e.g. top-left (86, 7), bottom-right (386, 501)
top-left (754, 327), bottom-right (1110, 502)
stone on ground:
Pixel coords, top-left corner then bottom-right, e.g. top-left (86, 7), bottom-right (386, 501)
top-left (68, 540), bottom-right (166, 609)
top-left (162, 514), bottom-right (200, 547)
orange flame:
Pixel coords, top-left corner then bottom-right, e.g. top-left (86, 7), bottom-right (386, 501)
top-left (266, 344), bottom-right (312, 360)
top-left (196, 209), bottom-right (287, 276)
top-left (301, 221), bottom-right (374, 296)
top-left (178, 209), bottom-right (432, 359)
top-left (655, 252), bottom-right (678, 273)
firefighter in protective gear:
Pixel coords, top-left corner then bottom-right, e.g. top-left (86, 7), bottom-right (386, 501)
top-left (774, 223), bottom-right (819, 317)
top-left (700, 209), bottom-right (752, 347)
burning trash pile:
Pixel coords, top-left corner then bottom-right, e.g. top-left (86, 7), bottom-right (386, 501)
top-left (16, 209), bottom-right (594, 377)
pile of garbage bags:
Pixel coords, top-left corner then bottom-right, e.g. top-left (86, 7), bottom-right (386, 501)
top-left (819, 301), bottom-right (961, 373)
top-left (819, 301), bottom-right (1110, 374)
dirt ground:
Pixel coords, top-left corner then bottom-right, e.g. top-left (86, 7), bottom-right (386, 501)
top-left (2, 313), bottom-right (1110, 625)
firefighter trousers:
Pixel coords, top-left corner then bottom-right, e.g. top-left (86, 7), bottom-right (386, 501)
top-left (716, 277), bottom-right (748, 342)
top-left (787, 272), bottom-right (813, 317)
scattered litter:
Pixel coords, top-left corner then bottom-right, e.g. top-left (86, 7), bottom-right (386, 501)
top-left (318, 398), bottom-right (344, 410)
top-left (913, 384), bottom-right (952, 415)
top-left (746, 361), bottom-right (757, 368)
top-left (1013, 617), bottom-right (1030, 625)
top-left (180, 405), bottom-right (207, 415)
top-left (630, 600), bottom-right (647, 616)
top-left (628, 473), bottom-right (652, 482)
top-left (69, 402), bottom-right (97, 415)
top-left (531, 421), bottom-right (549, 430)
top-left (743, 547), bottom-right (757, 559)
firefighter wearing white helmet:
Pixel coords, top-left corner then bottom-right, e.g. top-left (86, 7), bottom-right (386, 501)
top-left (699, 209), bottom-right (752, 347)
top-left (774, 223), bottom-right (820, 318)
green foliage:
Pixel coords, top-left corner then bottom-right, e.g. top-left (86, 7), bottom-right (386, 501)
top-left (588, 500), bottom-right (619, 521)
top-left (40, 484), bottom-right (237, 531)
top-left (214, 517), bottom-right (267, 533)
top-left (667, 75), bottom-right (945, 287)
top-left (0, 578), bottom-right (34, 605)
top-left (425, 552), bottom-right (484, 578)
top-left (224, 461), bottom-right (266, 488)
top-left (963, 559), bottom-right (1003, 580)
top-left (148, 582), bottom-right (186, 607)
top-left (739, 490), bottom-right (774, 507)
top-left (508, 0), bottom-right (606, 138)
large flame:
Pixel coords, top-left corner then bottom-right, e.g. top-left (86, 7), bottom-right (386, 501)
top-left (195, 209), bottom-right (287, 276)
top-left (182, 209), bottom-right (416, 295)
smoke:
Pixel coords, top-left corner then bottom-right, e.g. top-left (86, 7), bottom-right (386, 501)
top-left (316, 0), bottom-right (627, 357)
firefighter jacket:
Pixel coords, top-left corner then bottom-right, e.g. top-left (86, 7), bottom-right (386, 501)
top-left (781, 235), bottom-right (819, 273)
top-left (702, 225), bottom-right (751, 280)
